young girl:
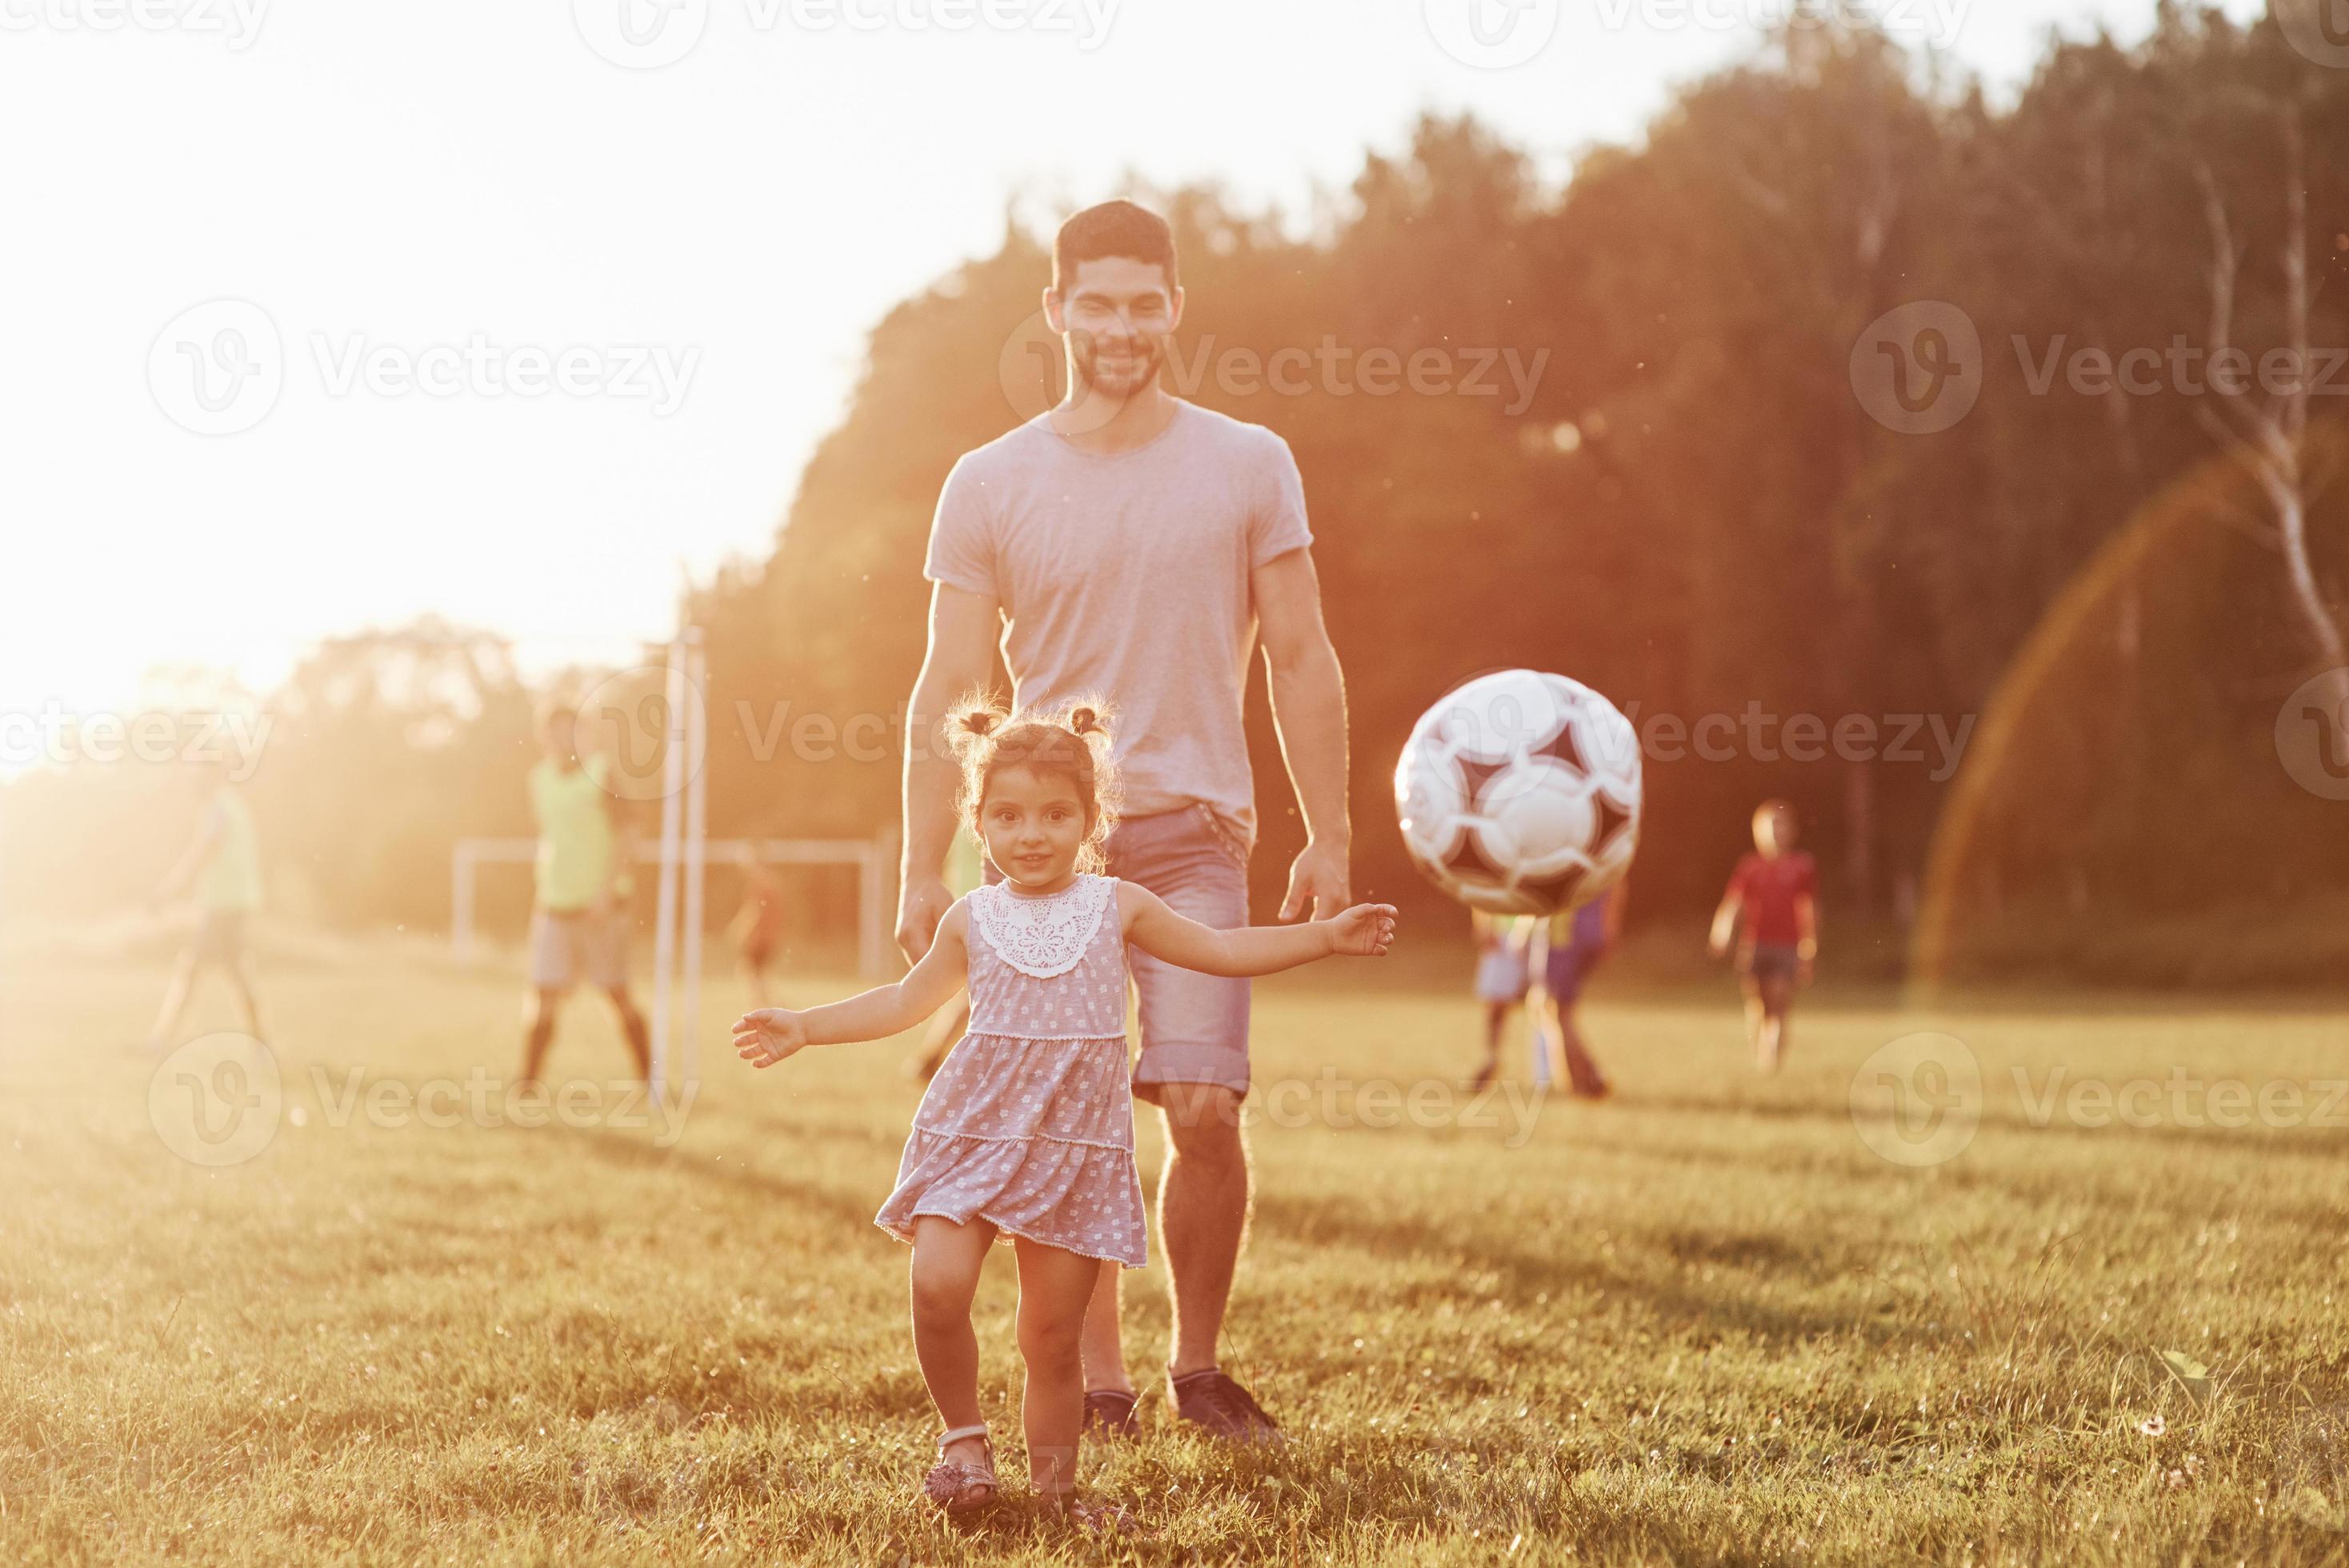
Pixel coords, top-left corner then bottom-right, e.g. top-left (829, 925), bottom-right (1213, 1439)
top-left (731, 695), bottom-right (1398, 1526)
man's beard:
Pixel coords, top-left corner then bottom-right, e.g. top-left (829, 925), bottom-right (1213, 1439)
top-left (1070, 331), bottom-right (1164, 401)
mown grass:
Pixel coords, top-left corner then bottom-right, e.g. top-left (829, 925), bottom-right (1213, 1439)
top-left (2, 937), bottom-right (2347, 1565)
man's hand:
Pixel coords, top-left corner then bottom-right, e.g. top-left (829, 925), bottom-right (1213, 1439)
top-left (896, 876), bottom-right (954, 965)
top-left (1323, 902), bottom-right (1398, 958)
top-left (733, 1009), bottom-right (810, 1069)
top-left (1278, 838), bottom-right (1350, 923)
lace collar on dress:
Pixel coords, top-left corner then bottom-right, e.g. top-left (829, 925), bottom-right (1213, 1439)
top-left (967, 873), bottom-right (1116, 979)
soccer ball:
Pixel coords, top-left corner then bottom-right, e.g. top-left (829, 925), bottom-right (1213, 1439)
top-left (1393, 670), bottom-right (1643, 916)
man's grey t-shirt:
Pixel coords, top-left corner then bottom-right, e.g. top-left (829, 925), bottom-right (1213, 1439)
top-left (923, 401), bottom-right (1313, 853)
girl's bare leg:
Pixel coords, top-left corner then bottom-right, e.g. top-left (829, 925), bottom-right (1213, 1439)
top-left (910, 1216), bottom-right (997, 1470)
top-left (1013, 1236), bottom-right (1106, 1498)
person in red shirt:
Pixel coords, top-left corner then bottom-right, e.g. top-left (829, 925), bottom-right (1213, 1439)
top-left (1707, 800), bottom-right (1819, 1073)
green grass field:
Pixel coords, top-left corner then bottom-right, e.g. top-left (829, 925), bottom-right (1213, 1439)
top-left (5, 938), bottom-right (2348, 1565)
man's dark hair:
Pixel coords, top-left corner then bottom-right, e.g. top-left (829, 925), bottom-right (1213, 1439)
top-left (1052, 199), bottom-right (1179, 293)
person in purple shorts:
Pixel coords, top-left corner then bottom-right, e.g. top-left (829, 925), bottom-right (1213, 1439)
top-left (735, 699), bottom-right (1395, 1524)
top-left (1536, 882), bottom-right (1624, 1100)
top-left (893, 199), bottom-right (1354, 1444)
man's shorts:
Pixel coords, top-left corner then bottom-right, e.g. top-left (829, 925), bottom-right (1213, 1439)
top-left (530, 906), bottom-right (628, 990)
top-left (1545, 934), bottom-right (1605, 1006)
top-left (191, 909), bottom-right (247, 966)
top-left (1475, 947), bottom-right (1530, 1003)
top-left (1740, 942), bottom-right (1801, 983)
top-left (983, 802), bottom-right (1252, 1106)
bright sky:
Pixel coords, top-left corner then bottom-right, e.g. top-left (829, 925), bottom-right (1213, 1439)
top-left (1, 0), bottom-right (2262, 735)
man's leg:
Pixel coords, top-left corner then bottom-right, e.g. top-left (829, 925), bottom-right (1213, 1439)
top-left (1117, 806), bottom-right (1267, 1435)
top-left (603, 987), bottom-right (651, 1081)
top-left (520, 986), bottom-right (564, 1088)
top-left (147, 948), bottom-right (201, 1052)
top-left (222, 960), bottom-right (267, 1045)
top-left (590, 911), bottom-right (650, 1082)
top-left (1078, 1258), bottom-right (1129, 1397)
top-left (1157, 1082), bottom-right (1248, 1378)
top-left (1559, 1003), bottom-right (1610, 1098)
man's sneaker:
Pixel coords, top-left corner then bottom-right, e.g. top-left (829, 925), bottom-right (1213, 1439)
top-left (1082, 1388), bottom-right (1140, 1440)
top-left (1168, 1368), bottom-right (1282, 1445)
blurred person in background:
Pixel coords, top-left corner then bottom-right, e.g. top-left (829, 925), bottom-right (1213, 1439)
top-left (1708, 802), bottom-right (1817, 1073)
top-left (518, 702), bottom-right (650, 1090)
top-left (1535, 881), bottom-right (1625, 1100)
top-left (730, 861), bottom-right (787, 1009)
top-left (144, 753), bottom-right (267, 1052)
top-left (1468, 909), bottom-right (1535, 1090)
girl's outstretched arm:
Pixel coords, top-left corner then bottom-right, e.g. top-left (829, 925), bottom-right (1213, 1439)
top-left (734, 902), bottom-right (970, 1067)
top-left (1120, 882), bottom-right (1395, 978)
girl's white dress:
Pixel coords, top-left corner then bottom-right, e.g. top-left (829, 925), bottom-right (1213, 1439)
top-left (873, 873), bottom-right (1148, 1268)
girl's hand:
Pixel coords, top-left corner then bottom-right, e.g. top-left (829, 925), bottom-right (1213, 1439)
top-left (1324, 902), bottom-right (1399, 958)
top-left (732, 1008), bottom-right (810, 1069)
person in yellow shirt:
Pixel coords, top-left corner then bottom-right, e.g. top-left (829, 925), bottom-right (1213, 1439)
top-left (146, 754), bottom-right (267, 1051)
top-left (519, 702), bottom-right (650, 1090)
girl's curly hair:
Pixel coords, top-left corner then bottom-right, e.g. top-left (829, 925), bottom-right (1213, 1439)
top-left (944, 690), bottom-right (1122, 875)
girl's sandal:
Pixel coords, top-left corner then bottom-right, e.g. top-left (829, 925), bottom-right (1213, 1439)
top-left (921, 1423), bottom-right (999, 1516)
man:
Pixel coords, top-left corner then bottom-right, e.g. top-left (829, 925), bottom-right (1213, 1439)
top-left (519, 702), bottom-right (651, 1090)
top-left (146, 753), bottom-right (267, 1051)
top-left (1708, 801), bottom-right (1819, 1073)
top-left (897, 199), bottom-right (1351, 1442)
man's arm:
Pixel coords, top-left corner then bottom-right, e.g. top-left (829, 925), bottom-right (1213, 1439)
top-left (898, 582), bottom-right (1001, 959)
top-left (1253, 546), bottom-right (1350, 921)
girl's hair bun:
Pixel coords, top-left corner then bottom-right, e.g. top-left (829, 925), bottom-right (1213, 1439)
top-left (1068, 706), bottom-right (1102, 737)
top-left (942, 690), bottom-right (1013, 760)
